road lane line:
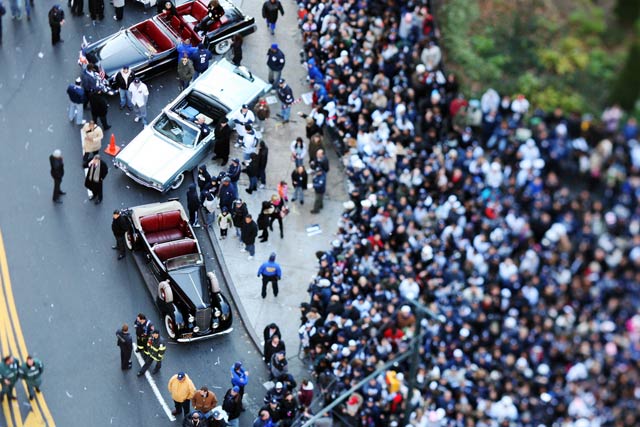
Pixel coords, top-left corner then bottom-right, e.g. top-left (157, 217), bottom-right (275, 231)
top-left (133, 345), bottom-right (176, 421)
top-left (0, 230), bottom-right (54, 427)
top-left (0, 269), bottom-right (23, 427)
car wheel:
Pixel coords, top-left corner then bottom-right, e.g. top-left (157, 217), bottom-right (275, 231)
top-left (169, 173), bottom-right (185, 190)
top-left (124, 230), bottom-right (135, 251)
top-left (214, 39), bottom-right (232, 55)
top-left (158, 280), bottom-right (174, 303)
top-left (164, 313), bottom-right (177, 340)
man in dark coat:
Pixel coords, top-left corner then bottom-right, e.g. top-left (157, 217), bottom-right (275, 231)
top-left (276, 78), bottom-right (294, 123)
top-left (48, 4), bottom-right (65, 45)
top-left (84, 154), bottom-right (108, 204)
top-left (266, 44), bottom-right (285, 84)
top-left (261, 0), bottom-right (284, 35)
top-left (190, 43), bottom-right (213, 80)
top-left (134, 313), bottom-right (153, 353)
top-left (310, 168), bottom-right (326, 214)
top-left (187, 184), bottom-right (201, 227)
top-left (90, 90), bottom-right (110, 130)
top-left (241, 214), bottom-right (258, 260)
top-left (213, 117), bottom-right (232, 165)
top-left (218, 177), bottom-right (238, 213)
top-left (291, 165), bottom-right (307, 205)
top-left (116, 323), bottom-right (133, 370)
top-left (222, 386), bottom-right (243, 426)
top-left (111, 210), bottom-right (129, 260)
top-left (0, 2), bottom-right (5, 46)
top-left (257, 141), bottom-right (269, 188)
top-left (49, 149), bottom-right (65, 204)
top-left (230, 198), bottom-right (248, 238)
top-left (88, 0), bottom-right (104, 21)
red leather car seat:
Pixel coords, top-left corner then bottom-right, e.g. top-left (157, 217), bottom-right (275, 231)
top-left (153, 239), bottom-right (197, 262)
top-left (140, 211), bottom-right (186, 245)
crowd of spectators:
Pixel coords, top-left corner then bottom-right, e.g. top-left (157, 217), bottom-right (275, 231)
top-left (292, 1), bottom-right (640, 427)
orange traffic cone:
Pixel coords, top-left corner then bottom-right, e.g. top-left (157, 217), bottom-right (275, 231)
top-left (104, 133), bottom-right (121, 156)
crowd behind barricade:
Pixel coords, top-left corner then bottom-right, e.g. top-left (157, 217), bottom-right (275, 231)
top-left (288, 0), bottom-right (640, 427)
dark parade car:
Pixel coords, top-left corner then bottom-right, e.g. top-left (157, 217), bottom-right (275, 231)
top-left (80, 0), bottom-right (255, 87)
top-left (122, 200), bottom-right (233, 342)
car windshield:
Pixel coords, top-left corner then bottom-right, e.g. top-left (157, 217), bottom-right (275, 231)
top-left (165, 253), bottom-right (203, 271)
top-left (153, 113), bottom-right (200, 147)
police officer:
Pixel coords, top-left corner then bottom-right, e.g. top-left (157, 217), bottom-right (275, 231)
top-left (257, 252), bottom-right (282, 298)
top-left (20, 356), bottom-right (44, 400)
top-left (134, 313), bottom-right (153, 354)
top-left (0, 355), bottom-right (20, 401)
top-left (137, 329), bottom-right (166, 376)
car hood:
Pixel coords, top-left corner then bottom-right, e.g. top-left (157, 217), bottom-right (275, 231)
top-left (86, 31), bottom-right (146, 78)
top-left (169, 266), bottom-right (209, 309)
top-left (115, 125), bottom-right (194, 186)
top-left (194, 59), bottom-right (271, 115)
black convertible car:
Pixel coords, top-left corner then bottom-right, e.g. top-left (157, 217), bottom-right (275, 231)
top-left (80, 0), bottom-right (255, 87)
top-left (122, 200), bottom-right (233, 342)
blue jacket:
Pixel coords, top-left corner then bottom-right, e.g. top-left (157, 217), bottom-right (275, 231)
top-left (231, 367), bottom-right (249, 387)
top-left (276, 84), bottom-right (294, 105)
top-left (191, 47), bottom-right (213, 73)
top-left (307, 60), bottom-right (323, 83)
top-left (218, 184), bottom-right (237, 210)
top-left (267, 48), bottom-right (285, 72)
top-left (227, 162), bottom-right (241, 183)
top-left (176, 42), bottom-right (197, 63)
top-left (67, 84), bottom-right (86, 104)
top-left (312, 171), bottom-right (326, 194)
top-left (258, 261), bottom-right (281, 279)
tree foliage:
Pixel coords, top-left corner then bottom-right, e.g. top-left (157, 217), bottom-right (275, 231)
top-left (438, 0), bottom-right (635, 113)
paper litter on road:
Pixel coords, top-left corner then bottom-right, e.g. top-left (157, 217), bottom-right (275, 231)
top-left (306, 224), bottom-right (322, 236)
top-left (265, 95), bottom-right (278, 105)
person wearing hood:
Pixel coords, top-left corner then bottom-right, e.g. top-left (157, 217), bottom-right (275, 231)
top-left (243, 153), bottom-right (260, 194)
top-left (187, 184), bottom-right (201, 227)
top-left (257, 252), bottom-right (282, 298)
top-left (202, 190), bottom-right (216, 228)
top-left (197, 165), bottom-right (212, 200)
top-left (257, 201), bottom-right (275, 242)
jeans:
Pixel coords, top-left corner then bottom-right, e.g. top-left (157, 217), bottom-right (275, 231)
top-left (9, 0), bottom-right (20, 18)
top-left (24, 0), bottom-right (31, 19)
top-left (281, 104), bottom-right (291, 122)
top-left (293, 186), bottom-right (304, 202)
top-left (268, 68), bottom-right (281, 85)
top-left (204, 210), bottom-right (215, 227)
top-left (248, 176), bottom-right (258, 191)
top-left (245, 243), bottom-right (255, 256)
top-left (178, 79), bottom-right (190, 92)
top-left (68, 102), bottom-right (84, 125)
top-left (227, 418), bottom-right (239, 427)
top-left (133, 103), bottom-right (147, 125)
top-left (119, 89), bottom-right (132, 109)
top-left (266, 19), bottom-right (275, 34)
top-left (243, 152), bottom-right (252, 161)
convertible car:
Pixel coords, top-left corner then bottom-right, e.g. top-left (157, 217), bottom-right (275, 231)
top-left (114, 58), bottom-right (270, 192)
top-left (81, 0), bottom-right (255, 86)
top-left (122, 200), bottom-right (233, 342)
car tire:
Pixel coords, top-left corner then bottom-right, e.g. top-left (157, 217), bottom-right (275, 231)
top-left (169, 173), bottom-right (185, 190)
top-left (158, 280), bottom-right (174, 303)
top-left (125, 230), bottom-right (136, 251)
top-left (214, 39), bottom-right (232, 55)
top-left (164, 313), bottom-right (177, 340)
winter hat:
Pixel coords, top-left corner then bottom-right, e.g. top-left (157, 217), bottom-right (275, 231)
top-left (269, 252), bottom-right (276, 261)
top-left (271, 43), bottom-right (278, 49)
top-left (177, 372), bottom-right (185, 380)
top-left (232, 386), bottom-right (240, 393)
top-left (233, 361), bottom-right (242, 370)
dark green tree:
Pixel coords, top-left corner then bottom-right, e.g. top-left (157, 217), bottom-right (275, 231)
top-left (610, 40), bottom-right (640, 110)
top-left (614, 0), bottom-right (640, 26)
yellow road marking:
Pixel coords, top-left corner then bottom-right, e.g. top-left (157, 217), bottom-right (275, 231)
top-left (0, 230), bottom-right (55, 427)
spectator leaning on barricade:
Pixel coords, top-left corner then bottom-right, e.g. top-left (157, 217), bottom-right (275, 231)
top-left (292, 0), bottom-right (640, 426)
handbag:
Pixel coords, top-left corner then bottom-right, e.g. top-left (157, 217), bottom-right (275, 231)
top-left (280, 205), bottom-right (289, 219)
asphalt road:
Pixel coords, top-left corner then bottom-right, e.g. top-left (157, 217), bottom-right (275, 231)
top-left (0, 2), bottom-right (272, 425)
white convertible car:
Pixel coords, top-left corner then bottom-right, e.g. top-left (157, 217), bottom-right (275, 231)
top-left (113, 58), bottom-right (270, 192)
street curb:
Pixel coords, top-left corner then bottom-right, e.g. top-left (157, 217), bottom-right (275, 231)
top-left (195, 169), bottom-right (265, 356)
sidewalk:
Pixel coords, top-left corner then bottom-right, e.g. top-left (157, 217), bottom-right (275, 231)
top-left (204, 0), bottom-right (348, 376)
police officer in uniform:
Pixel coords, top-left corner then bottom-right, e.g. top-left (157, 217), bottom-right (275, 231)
top-left (134, 313), bottom-right (153, 354)
top-left (0, 355), bottom-right (20, 401)
top-left (20, 356), bottom-right (44, 400)
top-left (137, 329), bottom-right (166, 376)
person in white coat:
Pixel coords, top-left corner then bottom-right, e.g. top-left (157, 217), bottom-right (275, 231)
top-left (129, 78), bottom-right (149, 125)
top-left (113, 0), bottom-right (125, 20)
top-left (230, 104), bottom-right (255, 147)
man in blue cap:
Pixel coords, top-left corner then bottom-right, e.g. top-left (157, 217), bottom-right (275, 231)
top-left (257, 252), bottom-right (282, 298)
top-left (266, 43), bottom-right (285, 85)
